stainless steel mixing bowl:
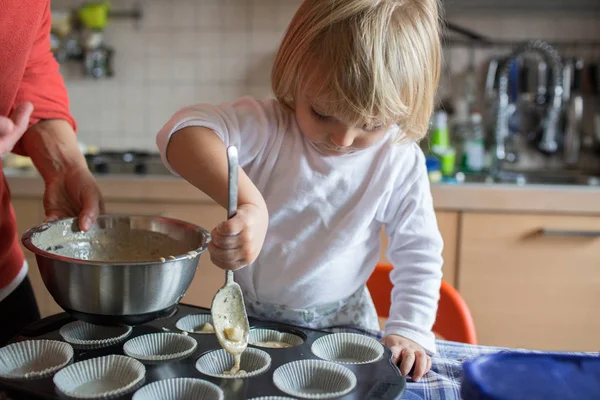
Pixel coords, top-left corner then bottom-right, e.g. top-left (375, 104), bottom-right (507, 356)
top-left (21, 215), bottom-right (210, 326)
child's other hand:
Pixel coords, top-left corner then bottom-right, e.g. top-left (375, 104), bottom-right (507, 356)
top-left (382, 334), bottom-right (431, 382)
top-left (208, 202), bottom-right (268, 270)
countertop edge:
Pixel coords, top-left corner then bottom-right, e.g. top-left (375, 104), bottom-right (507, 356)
top-left (5, 173), bottom-right (600, 215)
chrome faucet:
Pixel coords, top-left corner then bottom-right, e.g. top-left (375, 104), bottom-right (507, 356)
top-left (493, 40), bottom-right (563, 173)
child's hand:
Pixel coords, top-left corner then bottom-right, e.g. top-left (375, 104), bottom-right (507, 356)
top-left (208, 202), bottom-right (268, 270)
top-left (382, 334), bottom-right (431, 382)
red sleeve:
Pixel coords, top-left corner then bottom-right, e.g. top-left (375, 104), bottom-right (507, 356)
top-left (14, 0), bottom-right (77, 132)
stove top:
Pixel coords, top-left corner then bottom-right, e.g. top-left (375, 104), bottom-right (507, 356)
top-left (85, 151), bottom-right (170, 176)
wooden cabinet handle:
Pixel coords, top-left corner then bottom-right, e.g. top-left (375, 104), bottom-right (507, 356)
top-left (540, 229), bottom-right (600, 238)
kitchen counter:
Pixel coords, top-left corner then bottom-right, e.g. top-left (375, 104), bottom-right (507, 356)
top-left (5, 169), bottom-right (600, 215)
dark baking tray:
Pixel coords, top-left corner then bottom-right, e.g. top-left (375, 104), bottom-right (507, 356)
top-left (0, 303), bottom-right (406, 400)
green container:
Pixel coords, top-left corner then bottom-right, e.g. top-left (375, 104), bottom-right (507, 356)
top-left (438, 148), bottom-right (456, 176)
top-left (431, 111), bottom-right (450, 148)
top-left (78, 2), bottom-right (110, 30)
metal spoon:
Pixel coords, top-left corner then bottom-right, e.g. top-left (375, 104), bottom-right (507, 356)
top-left (211, 146), bottom-right (250, 374)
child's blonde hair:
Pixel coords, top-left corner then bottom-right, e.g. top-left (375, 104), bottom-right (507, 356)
top-left (272, 0), bottom-right (442, 142)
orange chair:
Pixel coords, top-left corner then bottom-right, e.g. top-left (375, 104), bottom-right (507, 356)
top-left (367, 263), bottom-right (477, 345)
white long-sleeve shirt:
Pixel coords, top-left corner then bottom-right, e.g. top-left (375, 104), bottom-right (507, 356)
top-left (157, 97), bottom-right (443, 353)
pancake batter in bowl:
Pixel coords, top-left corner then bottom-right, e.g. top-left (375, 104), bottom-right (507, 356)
top-left (34, 223), bottom-right (192, 262)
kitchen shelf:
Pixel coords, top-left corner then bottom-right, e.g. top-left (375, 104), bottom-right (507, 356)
top-left (445, 39), bottom-right (600, 50)
top-left (443, 0), bottom-right (600, 14)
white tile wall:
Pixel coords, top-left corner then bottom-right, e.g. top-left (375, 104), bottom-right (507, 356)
top-left (50, 0), bottom-right (300, 151)
top-left (50, 0), bottom-right (600, 151)
top-left (438, 13), bottom-right (600, 102)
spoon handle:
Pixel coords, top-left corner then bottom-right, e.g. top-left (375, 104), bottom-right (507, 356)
top-left (227, 146), bottom-right (239, 219)
top-left (226, 146), bottom-right (239, 285)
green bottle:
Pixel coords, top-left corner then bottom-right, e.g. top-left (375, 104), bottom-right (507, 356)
top-left (430, 111), bottom-right (455, 176)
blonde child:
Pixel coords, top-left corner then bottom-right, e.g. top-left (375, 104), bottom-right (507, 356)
top-left (157, 0), bottom-right (443, 381)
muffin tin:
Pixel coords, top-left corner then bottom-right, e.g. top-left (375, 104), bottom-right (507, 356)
top-left (0, 303), bottom-right (405, 399)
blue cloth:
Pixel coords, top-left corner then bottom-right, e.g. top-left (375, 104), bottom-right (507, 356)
top-left (462, 352), bottom-right (600, 400)
top-left (332, 326), bottom-right (597, 400)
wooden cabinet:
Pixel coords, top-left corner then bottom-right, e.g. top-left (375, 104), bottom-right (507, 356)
top-left (11, 198), bottom-right (63, 318)
top-left (380, 211), bottom-right (459, 287)
top-left (15, 195), bottom-right (460, 317)
top-left (458, 213), bottom-right (600, 351)
top-left (10, 187), bottom-right (600, 352)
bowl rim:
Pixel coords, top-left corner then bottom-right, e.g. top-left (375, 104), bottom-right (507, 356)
top-left (21, 214), bottom-right (211, 266)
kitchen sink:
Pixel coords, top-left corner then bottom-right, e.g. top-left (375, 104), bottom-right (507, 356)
top-left (459, 171), bottom-right (600, 187)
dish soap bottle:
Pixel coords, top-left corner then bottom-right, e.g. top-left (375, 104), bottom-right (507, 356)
top-left (431, 110), bottom-right (456, 177)
top-left (461, 111), bottom-right (486, 173)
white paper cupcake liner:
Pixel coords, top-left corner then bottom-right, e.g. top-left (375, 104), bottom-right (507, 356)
top-left (53, 354), bottom-right (146, 399)
top-left (175, 314), bottom-right (215, 334)
top-left (0, 340), bottom-right (73, 380)
top-left (123, 333), bottom-right (197, 364)
top-left (59, 321), bottom-right (133, 349)
top-left (132, 378), bottom-right (224, 400)
top-left (195, 348), bottom-right (271, 379)
top-left (311, 333), bottom-right (384, 364)
top-left (248, 329), bottom-right (304, 349)
top-left (273, 359), bottom-right (357, 399)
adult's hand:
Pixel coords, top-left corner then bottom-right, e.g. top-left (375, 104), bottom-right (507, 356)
top-left (19, 119), bottom-right (104, 231)
top-left (43, 164), bottom-right (104, 231)
top-left (0, 102), bottom-right (34, 155)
